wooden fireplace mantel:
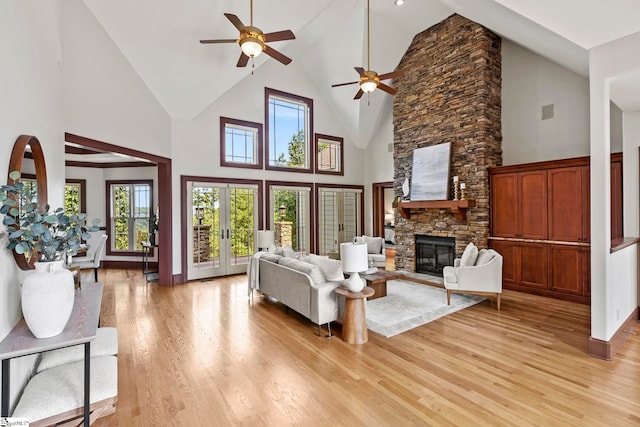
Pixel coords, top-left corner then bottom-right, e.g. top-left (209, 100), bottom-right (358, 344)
top-left (397, 199), bottom-right (476, 221)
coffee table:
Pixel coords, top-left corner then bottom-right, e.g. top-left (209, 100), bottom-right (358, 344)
top-left (361, 270), bottom-right (398, 300)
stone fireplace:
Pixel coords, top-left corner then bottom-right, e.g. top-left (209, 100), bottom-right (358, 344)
top-left (415, 235), bottom-right (455, 276)
top-left (392, 14), bottom-right (503, 272)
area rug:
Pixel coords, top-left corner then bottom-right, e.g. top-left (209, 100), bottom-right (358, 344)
top-left (366, 280), bottom-right (484, 337)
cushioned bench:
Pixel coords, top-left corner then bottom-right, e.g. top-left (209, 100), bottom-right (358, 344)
top-left (12, 356), bottom-right (118, 426)
top-left (37, 327), bottom-right (118, 373)
top-left (11, 327), bottom-right (118, 426)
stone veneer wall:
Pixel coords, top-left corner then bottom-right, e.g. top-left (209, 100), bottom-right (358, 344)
top-left (393, 14), bottom-right (502, 272)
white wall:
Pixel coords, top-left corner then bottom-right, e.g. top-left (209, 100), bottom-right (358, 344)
top-left (170, 59), bottom-right (365, 274)
top-left (61, 0), bottom-right (171, 158)
top-left (623, 112), bottom-right (640, 238)
top-left (589, 31), bottom-right (640, 341)
top-left (0, 0), bottom-right (66, 412)
top-left (502, 39), bottom-right (590, 165)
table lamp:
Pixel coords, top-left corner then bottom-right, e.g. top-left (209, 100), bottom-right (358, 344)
top-left (256, 230), bottom-right (275, 252)
top-left (340, 242), bottom-right (368, 292)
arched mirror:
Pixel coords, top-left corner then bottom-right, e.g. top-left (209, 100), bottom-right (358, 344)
top-left (7, 135), bottom-right (48, 270)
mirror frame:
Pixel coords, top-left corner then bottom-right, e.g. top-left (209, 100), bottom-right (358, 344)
top-left (8, 135), bottom-right (48, 270)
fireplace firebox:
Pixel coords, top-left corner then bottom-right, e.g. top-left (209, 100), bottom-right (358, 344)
top-left (415, 235), bottom-right (456, 276)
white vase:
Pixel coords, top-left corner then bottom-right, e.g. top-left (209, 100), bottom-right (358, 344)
top-left (21, 260), bottom-right (75, 338)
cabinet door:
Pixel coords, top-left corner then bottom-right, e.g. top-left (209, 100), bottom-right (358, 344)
top-left (548, 244), bottom-right (583, 295)
top-left (582, 166), bottom-right (590, 243)
top-left (548, 167), bottom-right (584, 242)
top-left (491, 173), bottom-right (519, 237)
top-left (519, 242), bottom-right (548, 289)
top-left (489, 240), bottom-right (517, 285)
top-left (519, 171), bottom-right (548, 240)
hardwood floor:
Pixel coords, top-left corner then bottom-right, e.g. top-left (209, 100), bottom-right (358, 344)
top-left (94, 269), bottom-right (640, 426)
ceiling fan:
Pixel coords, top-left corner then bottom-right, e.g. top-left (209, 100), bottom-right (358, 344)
top-left (199, 0), bottom-right (295, 68)
top-left (332, 0), bottom-right (404, 99)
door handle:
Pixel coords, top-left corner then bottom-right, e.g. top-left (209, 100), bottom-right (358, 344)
top-left (220, 230), bottom-right (225, 240)
top-left (226, 229), bottom-right (230, 239)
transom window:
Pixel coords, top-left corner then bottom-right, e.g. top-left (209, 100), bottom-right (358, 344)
top-left (107, 180), bottom-right (153, 254)
top-left (265, 88), bottom-right (313, 172)
top-left (315, 133), bottom-right (344, 175)
top-left (220, 117), bottom-right (263, 169)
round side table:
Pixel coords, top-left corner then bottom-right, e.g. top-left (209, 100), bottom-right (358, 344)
top-left (335, 286), bottom-right (375, 344)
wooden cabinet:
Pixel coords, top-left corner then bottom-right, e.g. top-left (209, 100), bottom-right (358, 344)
top-left (547, 166), bottom-right (589, 242)
top-left (491, 171), bottom-right (547, 240)
top-left (488, 155), bottom-right (621, 304)
top-left (489, 240), bottom-right (548, 290)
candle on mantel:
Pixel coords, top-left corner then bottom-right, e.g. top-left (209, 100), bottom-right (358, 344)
top-left (453, 175), bottom-right (459, 183)
top-left (460, 182), bottom-right (466, 189)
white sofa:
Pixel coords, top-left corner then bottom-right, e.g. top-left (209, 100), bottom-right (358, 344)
top-left (443, 247), bottom-right (503, 310)
top-left (256, 253), bottom-right (343, 335)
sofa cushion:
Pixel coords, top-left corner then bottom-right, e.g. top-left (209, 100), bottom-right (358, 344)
top-left (302, 254), bottom-right (344, 282)
top-left (260, 253), bottom-right (282, 263)
top-left (460, 242), bottom-right (478, 267)
top-left (277, 257), bottom-right (325, 286)
top-left (475, 249), bottom-right (495, 266)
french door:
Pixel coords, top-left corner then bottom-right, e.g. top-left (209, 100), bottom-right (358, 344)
top-left (186, 181), bottom-right (258, 280)
top-left (317, 187), bottom-right (362, 256)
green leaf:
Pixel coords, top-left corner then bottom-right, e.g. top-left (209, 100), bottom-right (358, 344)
top-left (3, 216), bottom-right (16, 226)
top-left (15, 243), bottom-right (27, 254)
top-left (8, 171), bottom-right (20, 180)
top-left (8, 230), bottom-right (23, 239)
top-left (9, 207), bottom-right (19, 216)
top-left (43, 215), bottom-right (58, 224)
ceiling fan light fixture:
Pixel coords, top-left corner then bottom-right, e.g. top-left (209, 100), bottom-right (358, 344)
top-left (394, 0), bottom-right (405, 6)
top-left (240, 37), bottom-right (263, 58)
top-left (360, 80), bottom-right (378, 94)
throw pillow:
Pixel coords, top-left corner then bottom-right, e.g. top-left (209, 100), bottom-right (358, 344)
top-left (475, 249), bottom-right (495, 266)
top-left (363, 235), bottom-right (383, 254)
top-left (460, 242), bottom-right (479, 267)
top-left (302, 254), bottom-right (345, 282)
top-left (268, 245), bottom-right (283, 255)
top-left (282, 245), bottom-right (297, 258)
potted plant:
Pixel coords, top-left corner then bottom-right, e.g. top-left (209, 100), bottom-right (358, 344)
top-left (0, 171), bottom-right (100, 338)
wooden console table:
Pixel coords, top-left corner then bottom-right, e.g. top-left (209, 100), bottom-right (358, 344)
top-left (0, 283), bottom-right (103, 426)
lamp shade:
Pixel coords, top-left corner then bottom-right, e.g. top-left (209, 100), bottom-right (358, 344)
top-left (257, 230), bottom-right (274, 251)
top-left (340, 242), bottom-right (368, 272)
top-left (360, 80), bottom-right (378, 94)
top-left (340, 242), bottom-right (369, 292)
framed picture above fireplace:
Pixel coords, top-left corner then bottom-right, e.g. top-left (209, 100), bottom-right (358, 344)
top-left (410, 143), bottom-right (451, 201)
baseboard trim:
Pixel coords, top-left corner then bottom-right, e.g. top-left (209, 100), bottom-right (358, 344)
top-left (172, 274), bottom-right (183, 285)
top-left (589, 306), bottom-right (639, 360)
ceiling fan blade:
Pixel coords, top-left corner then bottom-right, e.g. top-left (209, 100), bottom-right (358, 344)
top-left (354, 89), bottom-right (364, 100)
top-left (224, 13), bottom-right (245, 32)
top-left (263, 30), bottom-right (295, 43)
top-left (377, 82), bottom-right (397, 95)
top-left (236, 53), bottom-right (250, 67)
top-left (200, 39), bottom-right (237, 44)
top-left (331, 81), bottom-right (359, 88)
top-left (377, 69), bottom-right (405, 81)
top-left (264, 45), bottom-right (292, 65)
top-left (354, 67), bottom-right (366, 76)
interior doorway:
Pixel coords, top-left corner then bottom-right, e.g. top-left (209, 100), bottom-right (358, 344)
top-left (372, 181), bottom-right (394, 238)
top-left (65, 133), bottom-right (173, 286)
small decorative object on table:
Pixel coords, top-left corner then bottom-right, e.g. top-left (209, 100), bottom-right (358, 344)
top-left (0, 171), bottom-right (99, 338)
top-left (340, 242), bottom-right (368, 292)
top-left (452, 175), bottom-right (459, 200)
top-left (460, 182), bottom-right (466, 200)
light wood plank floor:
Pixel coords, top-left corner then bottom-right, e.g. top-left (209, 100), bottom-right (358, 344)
top-left (93, 269), bottom-right (640, 427)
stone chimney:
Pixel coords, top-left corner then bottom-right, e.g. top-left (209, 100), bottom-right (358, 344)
top-left (392, 14), bottom-right (502, 272)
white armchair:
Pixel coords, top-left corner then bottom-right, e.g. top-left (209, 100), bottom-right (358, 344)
top-left (443, 248), bottom-right (503, 310)
top-left (70, 234), bottom-right (108, 284)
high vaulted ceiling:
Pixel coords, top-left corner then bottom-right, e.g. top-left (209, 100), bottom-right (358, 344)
top-left (81, 0), bottom-right (640, 146)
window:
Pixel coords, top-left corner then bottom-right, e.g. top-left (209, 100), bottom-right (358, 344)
top-left (315, 134), bottom-right (343, 175)
top-left (64, 179), bottom-right (86, 214)
top-left (220, 117), bottom-right (263, 169)
top-left (107, 180), bottom-right (153, 254)
top-left (267, 181), bottom-right (312, 254)
top-left (265, 88), bottom-right (313, 172)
